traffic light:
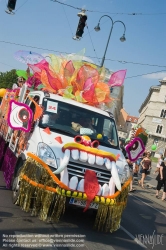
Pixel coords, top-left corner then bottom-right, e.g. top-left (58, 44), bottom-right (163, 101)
top-left (73, 10), bottom-right (87, 40)
top-left (7, 0), bottom-right (17, 11)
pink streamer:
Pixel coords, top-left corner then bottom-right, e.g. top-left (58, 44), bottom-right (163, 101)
top-left (108, 70), bottom-right (127, 87)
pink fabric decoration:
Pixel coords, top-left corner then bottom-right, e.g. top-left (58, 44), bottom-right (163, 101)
top-left (1, 147), bottom-right (17, 189)
top-left (26, 76), bottom-right (41, 88)
top-left (125, 137), bottom-right (145, 162)
top-left (0, 137), bottom-right (6, 165)
top-left (7, 100), bottom-right (33, 132)
top-left (82, 77), bottom-right (95, 103)
top-left (64, 60), bottom-right (75, 78)
top-left (108, 70), bottom-right (127, 87)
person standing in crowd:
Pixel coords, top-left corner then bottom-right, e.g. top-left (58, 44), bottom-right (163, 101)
top-left (12, 76), bottom-right (26, 90)
top-left (119, 140), bottom-right (126, 157)
top-left (157, 153), bottom-right (164, 168)
top-left (12, 67), bottom-right (30, 90)
top-left (126, 157), bottom-right (136, 192)
top-left (155, 158), bottom-right (166, 201)
top-left (138, 151), bottom-right (152, 189)
top-left (160, 158), bottom-right (166, 201)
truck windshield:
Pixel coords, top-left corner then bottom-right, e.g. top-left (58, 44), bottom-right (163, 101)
top-left (39, 98), bottom-right (119, 149)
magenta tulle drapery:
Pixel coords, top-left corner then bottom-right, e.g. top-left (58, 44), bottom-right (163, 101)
top-left (1, 147), bottom-right (17, 189)
top-left (0, 138), bottom-right (6, 168)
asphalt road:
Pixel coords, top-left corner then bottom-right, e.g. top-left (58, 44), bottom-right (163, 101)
top-left (0, 170), bottom-right (166, 250)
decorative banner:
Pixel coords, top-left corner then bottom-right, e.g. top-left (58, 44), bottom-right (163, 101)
top-left (108, 70), bottom-right (127, 87)
top-left (125, 137), bottom-right (145, 162)
top-left (7, 100), bottom-right (33, 132)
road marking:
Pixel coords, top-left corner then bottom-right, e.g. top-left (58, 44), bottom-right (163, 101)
top-left (129, 193), bottom-right (166, 217)
top-left (120, 226), bottom-right (147, 249)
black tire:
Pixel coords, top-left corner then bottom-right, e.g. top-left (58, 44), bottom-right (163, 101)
top-left (12, 163), bottom-right (23, 204)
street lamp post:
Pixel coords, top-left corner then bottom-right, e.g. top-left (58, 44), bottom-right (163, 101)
top-left (94, 15), bottom-right (126, 68)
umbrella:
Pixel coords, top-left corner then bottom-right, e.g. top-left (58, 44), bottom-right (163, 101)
top-left (16, 70), bottom-right (32, 80)
top-left (14, 50), bottom-right (45, 64)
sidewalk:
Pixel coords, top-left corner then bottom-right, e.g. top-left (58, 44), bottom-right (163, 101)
top-left (132, 162), bottom-right (166, 209)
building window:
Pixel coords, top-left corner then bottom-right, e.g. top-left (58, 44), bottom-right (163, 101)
top-left (156, 125), bottom-right (163, 134)
top-left (160, 109), bottom-right (166, 118)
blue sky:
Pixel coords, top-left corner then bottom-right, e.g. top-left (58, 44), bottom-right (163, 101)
top-left (0, 0), bottom-right (166, 116)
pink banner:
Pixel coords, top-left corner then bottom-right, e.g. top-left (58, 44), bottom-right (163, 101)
top-left (108, 70), bottom-right (127, 87)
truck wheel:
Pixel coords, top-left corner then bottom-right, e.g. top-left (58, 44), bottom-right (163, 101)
top-left (12, 166), bottom-right (23, 204)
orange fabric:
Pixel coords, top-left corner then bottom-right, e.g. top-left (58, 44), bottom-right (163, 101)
top-left (106, 177), bottom-right (132, 199)
top-left (55, 136), bottom-right (63, 144)
top-left (134, 128), bottom-right (144, 137)
top-left (116, 154), bottom-right (120, 161)
top-left (43, 127), bottom-right (51, 134)
top-left (22, 174), bottom-right (57, 193)
top-left (28, 96), bottom-right (43, 121)
top-left (26, 153), bottom-right (131, 200)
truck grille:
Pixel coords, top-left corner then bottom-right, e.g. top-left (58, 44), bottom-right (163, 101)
top-left (67, 161), bottom-right (111, 186)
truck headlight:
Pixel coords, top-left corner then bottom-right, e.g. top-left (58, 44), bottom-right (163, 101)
top-left (37, 142), bottom-right (57, 169)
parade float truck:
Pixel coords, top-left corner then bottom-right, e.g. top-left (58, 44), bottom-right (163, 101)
top-left (0, 54), bottom-right (136, 233)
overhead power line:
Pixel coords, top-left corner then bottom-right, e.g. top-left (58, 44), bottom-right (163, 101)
top-left (126, 70), bottom-right (166, 79)
top-left (86, 25), bottom-right (100, 65)
top-left (15, 0), bottom-right (29, 13)
top-left (51, 0), bottom-right (166, 15)
top-left (0, 40), bottom-right (165, 69)
top-left (1, 61), bottom-right (166, 81)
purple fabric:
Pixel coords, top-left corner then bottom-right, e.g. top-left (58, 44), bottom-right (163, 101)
top-left (1, 147), bottom-right (17, 189)
top-left (0, 138), bottom-right (6, 165)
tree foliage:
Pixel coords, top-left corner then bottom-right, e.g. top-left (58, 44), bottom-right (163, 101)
top-left (0, 69), bottom-right (17, 89)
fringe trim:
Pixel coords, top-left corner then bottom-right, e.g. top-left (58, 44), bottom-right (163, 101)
top-left (16, 154), bottom-right (130, 232)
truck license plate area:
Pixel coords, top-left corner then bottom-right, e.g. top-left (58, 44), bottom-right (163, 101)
top-left (69, 198), bottom-right (99, 209)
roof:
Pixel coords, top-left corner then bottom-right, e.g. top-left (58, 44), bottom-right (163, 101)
top-left (139, 85), bottom-right (160, 113)
top-left (120, 108), bottom-right (128, 121)
top-left (126, 115), bottom-right (138, 123)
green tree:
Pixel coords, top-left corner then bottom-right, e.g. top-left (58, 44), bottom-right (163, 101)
top-left (0, 69), bottom-right (17, 89)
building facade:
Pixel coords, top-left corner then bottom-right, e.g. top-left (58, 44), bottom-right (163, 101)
top-left (138, 78), bottom-right (166, 156)
top-left (116, 109), bottom-right (138, 143)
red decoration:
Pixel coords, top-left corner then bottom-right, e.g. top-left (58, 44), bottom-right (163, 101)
top-left (43, 127), bottom-right (51, 134)
top-left (55, 136), bottom-right (63, 144)
top-left (116, 154), bottom-right (120, 161)
top-left (84, 170), bottom-right (99, 212)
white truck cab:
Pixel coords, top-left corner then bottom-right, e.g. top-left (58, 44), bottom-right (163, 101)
top-left (0, 87), bottom-right (130, 233)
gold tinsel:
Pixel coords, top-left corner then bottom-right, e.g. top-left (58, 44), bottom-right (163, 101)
top-left (93, 184), bottom-right (130, 232)
top-left (16, 156), bottom-right (65, 222)
top-left (16, 155), bottom-right (130, 232)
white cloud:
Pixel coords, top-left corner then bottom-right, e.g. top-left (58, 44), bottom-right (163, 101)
top-left (143, 72), bottom-right (166, 80)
